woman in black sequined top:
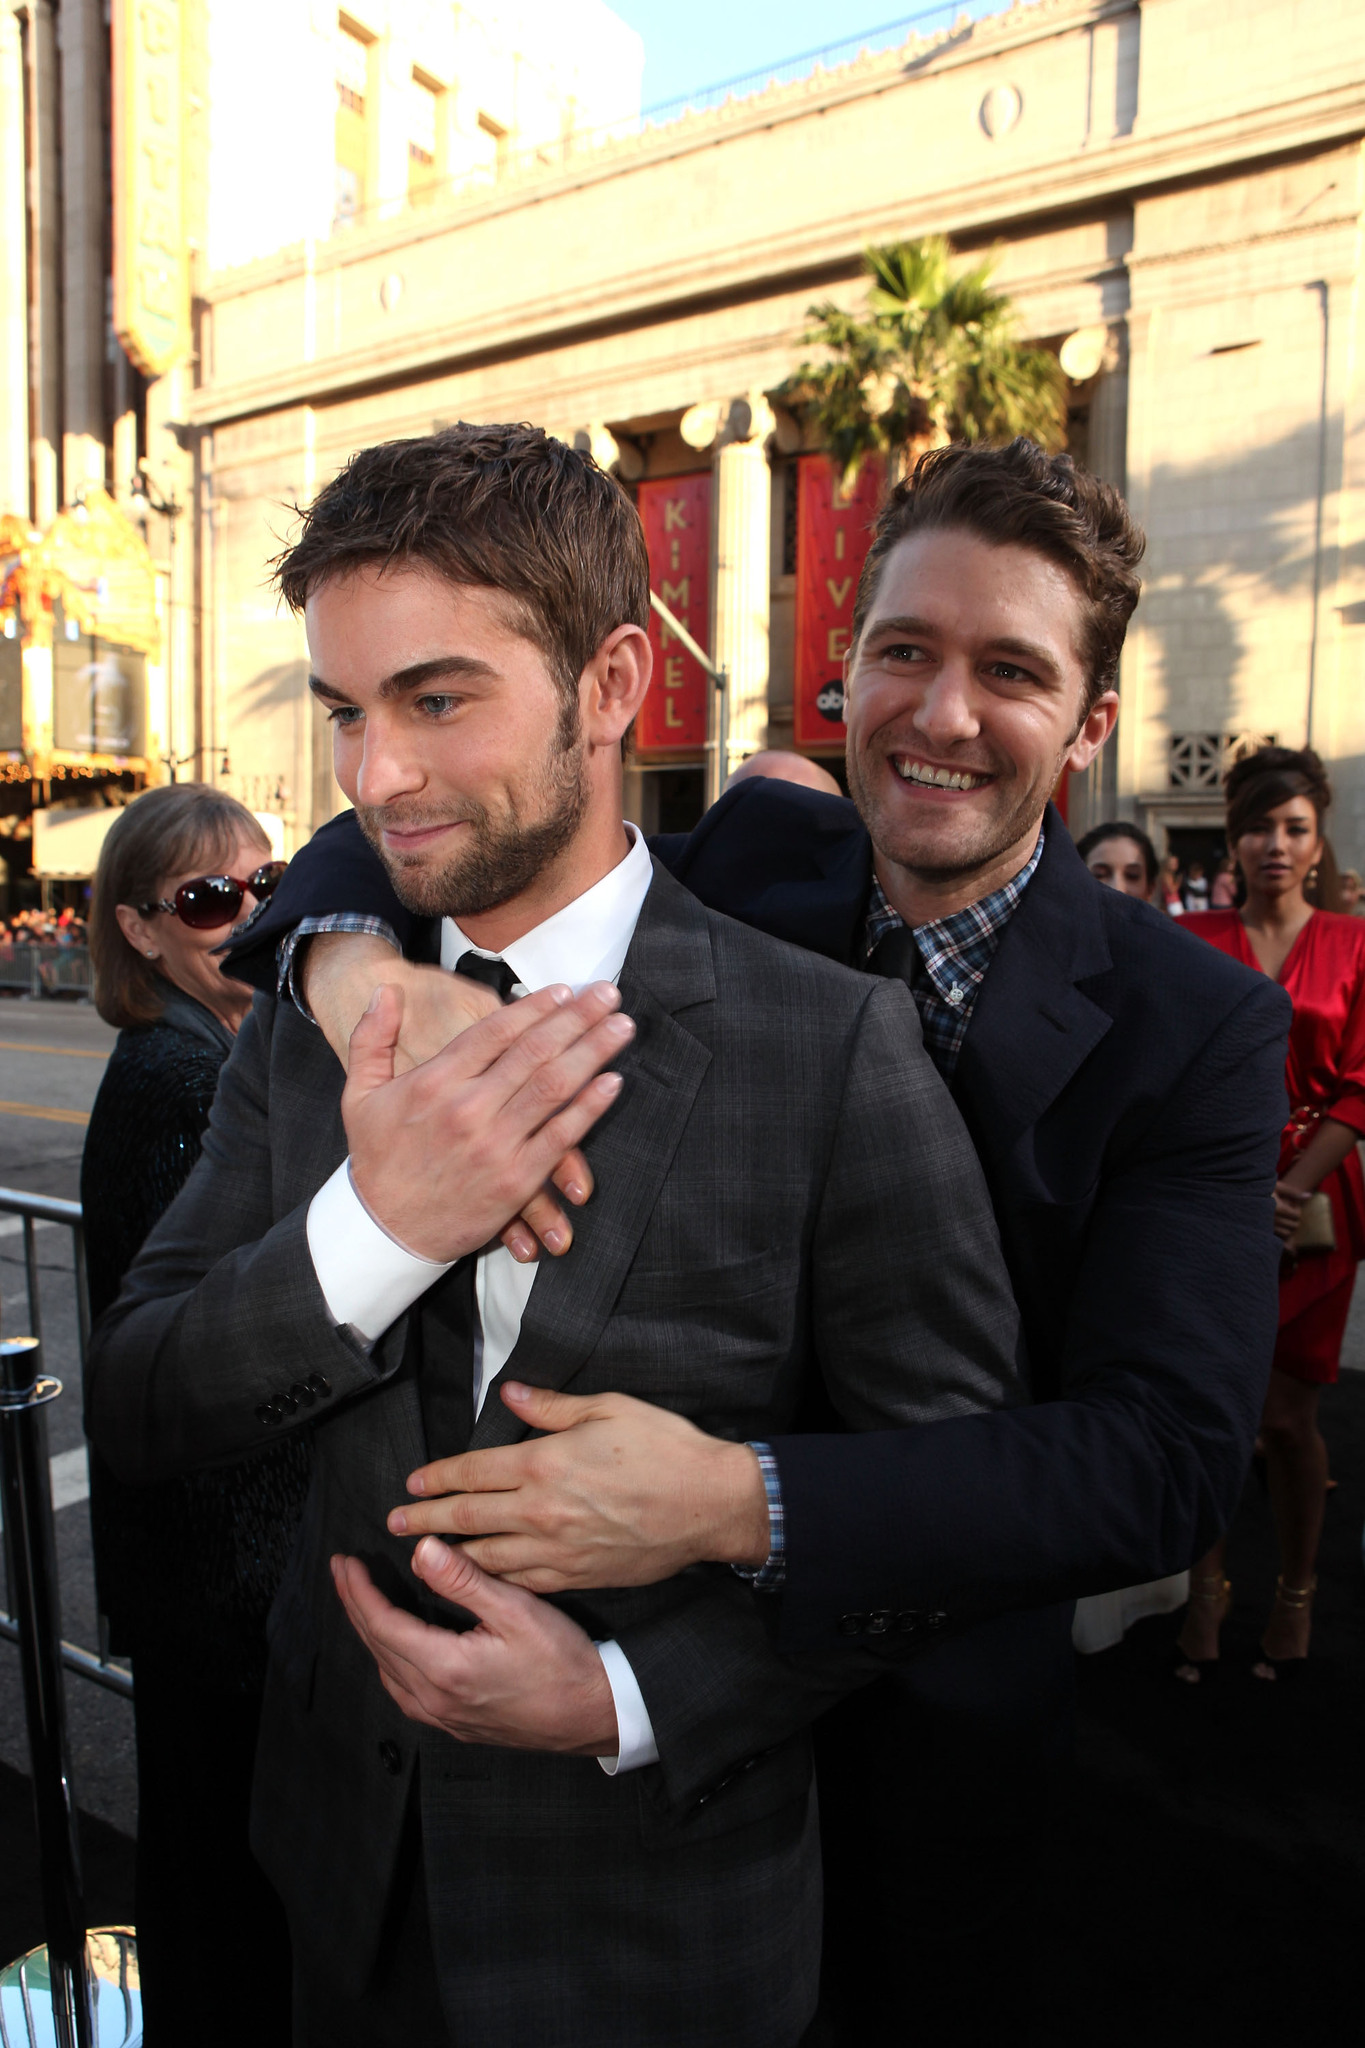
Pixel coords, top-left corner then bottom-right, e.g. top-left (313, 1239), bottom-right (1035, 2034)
top-left (83, 784), bottom-right (309, 2046)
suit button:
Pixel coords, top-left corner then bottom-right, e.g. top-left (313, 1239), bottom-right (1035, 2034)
top-left (837, 1614), bottom-right (867, 1637)
top-left (291, 1380), bottom-right (315, 1408)
top-left (254, 1403), bottom-right (276, 1427)
top-left (925, 1611), bottom-right (948, 1631)
top-left (307, 1373), bottom-right (332, 1399)
top-left (866, 1609), bottom-right (892, 1636)
top-left (377, 1740), bottom-right (402, 1776)
top-left (895, 1610), bottom-right (922, 1633)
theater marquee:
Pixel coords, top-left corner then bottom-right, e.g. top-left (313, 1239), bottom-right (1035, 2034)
top-left (112, 0), bottom-right (190, 377)
top-left (793, 455), bottom-right (882, 750)
top-left (638, 474), bottom-right (712, 753)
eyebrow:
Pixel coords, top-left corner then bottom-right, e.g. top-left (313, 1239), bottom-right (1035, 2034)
top-left (307, 654), bottom-right (497, 704)
top-left (862, 614), bottom-right (1063, 682)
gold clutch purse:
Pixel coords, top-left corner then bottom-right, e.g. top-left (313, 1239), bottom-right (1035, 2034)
top-left (1289, 1189), bottom-right (1337, 1254)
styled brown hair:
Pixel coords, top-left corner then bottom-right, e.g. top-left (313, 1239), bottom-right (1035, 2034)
top-left (851, 438), bottom-right (1145, 713)
top-left (274, 422), bottom-right (651, 704)
top-left (1225, 743), bottom-right (1341, 912)
top-left (89, 783), bottom-right (270, 1029)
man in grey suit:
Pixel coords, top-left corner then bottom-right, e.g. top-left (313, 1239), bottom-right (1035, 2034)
top-left (86, 424), bottom-right (1022, 2048)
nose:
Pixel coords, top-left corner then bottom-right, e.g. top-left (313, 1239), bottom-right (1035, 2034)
top-left (909, 658), bottom-right (981, 751)
top-left (350, 712), bottom-right (428, 810)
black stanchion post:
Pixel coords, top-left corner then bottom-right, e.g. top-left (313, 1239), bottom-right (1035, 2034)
top-left (0, 1333), bottom-right (93, 2048)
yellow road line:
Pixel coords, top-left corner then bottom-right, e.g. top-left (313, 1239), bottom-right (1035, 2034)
top-left (0, 1100), bottom-right (90, 1126)
top-left (0, 1040), bottom-right (107, 1059)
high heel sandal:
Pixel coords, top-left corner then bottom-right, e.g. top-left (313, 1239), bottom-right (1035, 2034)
top-left (1252, 1575), bottom-right (1316, 1683)
top-left (1171, 1573), bottom-right (1231, 1684)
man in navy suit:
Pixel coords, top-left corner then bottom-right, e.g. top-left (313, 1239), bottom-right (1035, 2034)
top-left (230, 438), bottom-right (1288, 2038)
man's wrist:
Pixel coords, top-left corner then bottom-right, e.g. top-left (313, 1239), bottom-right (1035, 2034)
top-left (713, 1441), bottom-right (774, 1569)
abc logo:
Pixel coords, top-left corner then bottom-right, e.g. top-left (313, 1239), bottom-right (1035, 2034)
top-left (816, 682), bottom-right (846, 724)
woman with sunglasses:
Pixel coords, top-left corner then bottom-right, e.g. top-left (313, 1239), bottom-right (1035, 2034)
top-left (83, 783), bottom-right (303, 2045)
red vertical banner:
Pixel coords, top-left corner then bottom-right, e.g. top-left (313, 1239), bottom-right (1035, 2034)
top-left (794, 454), bottom-right (883, 749)
top-left (637, 473), bottom-right (713, 752)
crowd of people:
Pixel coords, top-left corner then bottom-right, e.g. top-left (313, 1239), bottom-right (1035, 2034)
top-left (1, 903), bottom-right (88, 944)
top-left (72, 426), bottom-right (1359, 2047)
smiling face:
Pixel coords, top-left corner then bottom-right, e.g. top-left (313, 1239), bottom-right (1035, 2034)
top-left (1232, 794), bottom-right (1322, 909)
top-left (307, 565), bottom-right (608, 938)
top-left (115, 824), bottom-right (270, 1031)
top-left (843, 528), bottom-right (1119, 916)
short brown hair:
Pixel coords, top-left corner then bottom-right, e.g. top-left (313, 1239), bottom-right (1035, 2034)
top-left (851, 438), bottom-right (1145, 712)
top-left (274, 422), bottom-right (651, 701)
top-left (89, 783), bottom-right (270, 1029)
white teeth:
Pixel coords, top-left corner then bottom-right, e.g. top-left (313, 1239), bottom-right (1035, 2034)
top-left (894, 758), bottom-right (987, 791)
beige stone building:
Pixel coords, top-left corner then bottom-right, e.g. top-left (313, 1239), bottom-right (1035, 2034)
top-left (3, 0), bottom-right (1365, 884)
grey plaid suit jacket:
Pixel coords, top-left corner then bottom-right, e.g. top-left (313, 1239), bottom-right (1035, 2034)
top-left (87, 862), bottom-right (1023, 2048)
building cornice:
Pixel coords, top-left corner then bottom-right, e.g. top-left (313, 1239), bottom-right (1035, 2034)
top-left (190, 75), bottom-right (1365, 430)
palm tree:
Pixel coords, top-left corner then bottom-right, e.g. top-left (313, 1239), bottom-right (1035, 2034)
top-left (782, 236), bottom-right (1068, 485)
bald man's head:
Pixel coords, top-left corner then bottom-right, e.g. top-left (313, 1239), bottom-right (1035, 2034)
top-left (725, 751), bottom-right (843, 798)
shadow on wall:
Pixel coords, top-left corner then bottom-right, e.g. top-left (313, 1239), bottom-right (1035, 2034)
top-left (1132, 404), bottom-right (1348, 820)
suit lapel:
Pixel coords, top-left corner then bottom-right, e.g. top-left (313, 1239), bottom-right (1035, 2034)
top-left (953, 811), bottom-right (1113, 1161)
top-left (469, 863), bottom-right (715, 1450)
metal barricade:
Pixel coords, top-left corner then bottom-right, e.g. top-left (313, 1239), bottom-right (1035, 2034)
top-left (0, 1188), bottom-right (130, 1701)
top-left (0, 947), bottom-right (93, 1001)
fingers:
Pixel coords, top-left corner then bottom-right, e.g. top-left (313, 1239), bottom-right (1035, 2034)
top-left (424, 980), bottom-right (619, 1094)
top-left (497, 1382), bottom-right (603, 1434)
top-left (510, 1072), bottom-right (624, 1188)
top-left (550, 1149), bottom-right (594, 1207)
top-left (389, 1487), bottom-right (530, 1540)
top-left (514, 1184), bottom-right (576, 1259)
top-left (409, 1533), bottom-right (540, 1629)
top-left (343, 984), bottom-right (405, 1101)
top-left (498, 1149), bottom-right (595, 1263)
top-left (331, 1554), bottom-right (436, 1694)
top-left (406, 1443), bottom-right (527, 1499)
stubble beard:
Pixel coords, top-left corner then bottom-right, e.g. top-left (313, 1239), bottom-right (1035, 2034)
top-left (846, 740), bottom-right (1059, 886)
top-left (356, 704), bottom-right (590, 920)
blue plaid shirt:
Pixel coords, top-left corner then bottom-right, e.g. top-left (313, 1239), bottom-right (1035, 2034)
top-left (863, 826), bottom-right (1045, 1080)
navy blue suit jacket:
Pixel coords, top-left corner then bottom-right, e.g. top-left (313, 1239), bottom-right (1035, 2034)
top-left (229, 783), bottom-right (1289, 1651)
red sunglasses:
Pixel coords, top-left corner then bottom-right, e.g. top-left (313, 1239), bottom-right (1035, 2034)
top-left (137, 861), bottom-right (288, 931)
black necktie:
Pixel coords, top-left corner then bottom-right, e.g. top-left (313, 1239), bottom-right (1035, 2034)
top-left (868, 923), bottom-right (924, 993)
top-left (417, 1255), bottom-right (478, 1463)
top-left (454, 950), bottom-right (519, 1003)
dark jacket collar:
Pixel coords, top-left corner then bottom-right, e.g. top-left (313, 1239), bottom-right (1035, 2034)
top-left (951, 812), bottom-right (1114, 1154)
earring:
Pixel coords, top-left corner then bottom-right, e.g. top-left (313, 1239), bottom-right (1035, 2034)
top-left (1307, 866), bottom-right (1320, 889)
top-left (145, 949), bottom-right (158, 959)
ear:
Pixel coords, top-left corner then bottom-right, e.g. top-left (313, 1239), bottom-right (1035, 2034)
top-left (1064, 691), bottom-right (1119, 774)
top-left (582, 623), bottom-right (652, 752)
top-left (115, 901), bottom-right (159, 959)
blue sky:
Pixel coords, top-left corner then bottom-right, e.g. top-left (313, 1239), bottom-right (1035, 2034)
top-left (610, 2), bottom-right (992, 110)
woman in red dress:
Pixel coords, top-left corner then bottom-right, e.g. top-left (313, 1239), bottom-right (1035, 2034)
top-left (1177, 745), bottom-right (1365, 1679)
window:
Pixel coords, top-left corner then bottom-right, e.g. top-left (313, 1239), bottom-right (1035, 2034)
top-left (334, 18), bottom-right (372, 225)
top-left (408, 70), bottom-right (442, 201)
top-left (476, 110), bottom-right (508, 180)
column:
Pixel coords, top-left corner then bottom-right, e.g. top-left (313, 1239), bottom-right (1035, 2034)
top-left (26, 0), bottom-right (61, 525)
top-left (59, 0), bottom-right (107, 497)
top-left (0, 7), bottom-right (29, 512)
top-left (711, 394), bottom-right (775, 793)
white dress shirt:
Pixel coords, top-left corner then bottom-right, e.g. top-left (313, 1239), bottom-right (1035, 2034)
top-left (307, 823), bottom-right (658, 1773)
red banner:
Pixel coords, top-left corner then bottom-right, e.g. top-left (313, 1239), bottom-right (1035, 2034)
top-left (637, 473), bottom-right (712, 752)
top-left (794, 454), bottom-right (882, 749)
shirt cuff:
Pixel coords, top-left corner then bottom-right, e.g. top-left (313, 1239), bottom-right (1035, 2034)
top-left (731, 1442), bottom-right (786, 1591)
top-left (279, 914), bottom-right (402, 1018)
top-left (594, 1639), bottom-right (659, 1776)
top-left (306, 1158), bottom-right (452, 1347)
